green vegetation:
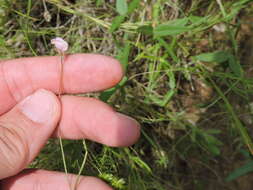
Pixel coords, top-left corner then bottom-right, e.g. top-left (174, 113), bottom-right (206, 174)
top-left (1, 0), bottom-right (253, 189)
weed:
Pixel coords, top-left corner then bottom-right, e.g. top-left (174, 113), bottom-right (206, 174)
top-left (2, 0), bottom-right (253, 189)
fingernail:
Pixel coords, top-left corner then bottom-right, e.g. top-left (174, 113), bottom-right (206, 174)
top-left (18, 89), bottom-right (57, 124)
top-left (116, 113), bottom-right (140, 128)
top-left (115, 113), bottom-right (141, 146)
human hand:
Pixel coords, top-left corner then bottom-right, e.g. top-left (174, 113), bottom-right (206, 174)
top-left (0, 54), bottom-right (140, 190)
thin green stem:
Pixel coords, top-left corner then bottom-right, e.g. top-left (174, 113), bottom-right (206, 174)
top-left (58, 53), bottom-right (71, 188)
top-left (210, 78), bottom-right (253, 155)
top-left (59, 136), bottom-right (68, 174)
top-left (73, 140), bottom-right (88, 190)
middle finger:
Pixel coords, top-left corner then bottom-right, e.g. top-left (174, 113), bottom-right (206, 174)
top-left (54, 95), bottom-right (140, 147)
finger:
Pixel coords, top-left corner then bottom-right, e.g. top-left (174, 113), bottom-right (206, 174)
top-left (0, 54), bottom-right (123, 114)
top-left (55, 96), bottom-right (140, 147)
top-left (1, 169), bottom-right (113, 190)
top-left (0, 89), bottom-right (60, 179)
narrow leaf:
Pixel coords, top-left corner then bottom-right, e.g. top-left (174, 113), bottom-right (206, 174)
top-left (154, 25), bottom-right (190, 37)
top-left (137, 25), bottom-right (153, 36)
top-left (99, 77), bottom-right (128, 102)
top-left (228, 55), bottom-right (243, 77)
top-left (154, 18), bottom-right (190, 37)
top-left (132, 156), bottom-right (152, 173)
top-left (193, 51), bottom-right (230, 63)
top-left (116, 42), bottom-right (131, 71)
top-left (110, 15), bottom-right (126, 33)
top-left (226, 161), bottom-right (253, 181)
top-left (207, 144), bottom-right (220, 155)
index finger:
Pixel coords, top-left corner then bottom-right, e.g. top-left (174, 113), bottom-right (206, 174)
top-left (0, 54), bottom-right (123, 114)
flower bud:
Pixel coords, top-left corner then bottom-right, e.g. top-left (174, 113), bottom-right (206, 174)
top-left (51, 37), bottom-right (68, 53)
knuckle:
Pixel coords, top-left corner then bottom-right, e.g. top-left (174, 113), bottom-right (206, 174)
top-left (1, 61), bottom-right (34, 102)
top-left (0, 124), bottom-right (29, 174)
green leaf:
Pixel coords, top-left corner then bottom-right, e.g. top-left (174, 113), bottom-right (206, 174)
top-left (127, 0), bottom-right (141, 14)
top-left (206, 129), bottom-right (222, 134)
top-left (240, 149), bottom-right (251, 159)
top-left (188, 15), bottom-right (208, 26)
top-left (116, 0), bottom-right (128, 15)
top-left (99, 87), bottom-right (117, 102)
top-left (202, 132), bottom-right (223, 155)
top-left (0, 35), bottom-right (5, 46)
top-left (148, 63), bottom-right (176, 106)
top-left (99, 77), bottom-right (128, 102)
top-left (234, 0), bottom-right (253, 5)
top-left (96, 0), bottom-right (103, 6)
top-left (207, 144), bottom-right (221, 155)
top-left (110, 0), bottom-right (140, 33)
top-left (110, 15), bottom-right (126, 33)
top-left (137, 25), bottom-right (153, 36)
top-left (193, 51), bottom-right (230, 63)
top-left (115, 41), bottom-right (131, 71)
top-left (149, 90), bottom-right (175, 107)
top-left (210, 79), bottom-right (253, 157)
top-left (204, 134), bottom-right (223, 146)
top-left (157, 37), bottom-right (179, 63)
top-left (168, 17), bottom-right (189, 26)
top-left (154, 18), bottom-right (190, 37)
top-left (131, 156), bottom-right (152, 173)
top-left (228, 55), bottom-right (243, 77)
top-left (226, 160), bottom-right (253, 181)
top-left (154, 25), bottom-right (190, 37)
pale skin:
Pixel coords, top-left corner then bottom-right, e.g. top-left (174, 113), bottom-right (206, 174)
top-left (0, 54), bottom-right (140, 189)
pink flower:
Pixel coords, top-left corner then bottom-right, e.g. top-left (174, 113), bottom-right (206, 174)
top-left (51, 37), bottom-right (68, 53)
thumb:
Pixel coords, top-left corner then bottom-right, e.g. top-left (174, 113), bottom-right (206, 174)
top-left (0, 89), bottom-right (60, 179)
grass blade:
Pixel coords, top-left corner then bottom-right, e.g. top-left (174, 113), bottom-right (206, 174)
top-left (210, 79), bottom-right (253, 155)
top-left (226, 160), bottom-right (253, 182)
top-left (110, 15), bottom-right (126, 33)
